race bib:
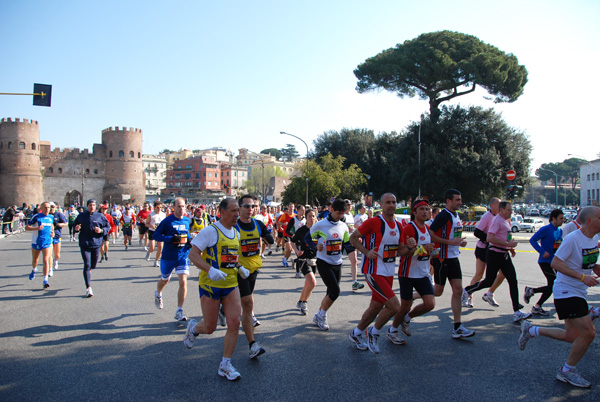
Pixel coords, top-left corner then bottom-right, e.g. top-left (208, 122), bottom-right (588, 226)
top-left (241, 238), bottom-right (260, 257)
top-left (553, 239), bottom-right (562, 251)
top-left (382, 244), bottom-right (399, 263)
top-left (220, 247), bottom-right (239, 268)
top-left (326, 239), bottom-right (342, 255)
top-left (582, 247), bottom-right (599, 270)
top-left (454, 227), bottom-right (463, 238)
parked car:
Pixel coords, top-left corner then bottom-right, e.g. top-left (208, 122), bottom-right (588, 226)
top-left (511, 215), bottom-right (522, 232)
top-left (527, 208), bottom-right (540, 216)
top-left (520, 218), bottom-right (544, 233)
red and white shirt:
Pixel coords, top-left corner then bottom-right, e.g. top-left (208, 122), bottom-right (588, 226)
top-left (358, 215), bottom-right (402, 277)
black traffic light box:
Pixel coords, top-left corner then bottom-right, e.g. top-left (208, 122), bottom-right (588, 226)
top-left (33, 83), bottom-right (52, 107)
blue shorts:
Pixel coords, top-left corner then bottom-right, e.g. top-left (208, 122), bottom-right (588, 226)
top-left (123, 227), bottom-right (133, 236)
top-left (160, 258), bottom-right (189, 281)
top-left (32, 243), bottom-right (51, 251)
top-left (52, 237), bottom-right (61, 245)
top-left (199, 284), bottom-right (237, 300)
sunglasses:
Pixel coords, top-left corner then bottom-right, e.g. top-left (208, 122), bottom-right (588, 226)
top-left (241, 204), bottom-right (254, 209)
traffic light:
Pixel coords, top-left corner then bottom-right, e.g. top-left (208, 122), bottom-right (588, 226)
top-left (514, 185), bottom-right (523, 198)
top-left (506, 185), bottom-right (515, 200)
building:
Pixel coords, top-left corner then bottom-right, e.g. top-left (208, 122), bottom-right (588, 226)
top-left (221, 164), bottom-right (248, 196)
top-left (579, 158), bottom-right (600, 206)
top-left (163, 155), bottom-right (224, 196)
top-left (0, 118), bottom-right (145, 207)
top-left (142, 154), bottom-right (167, 200)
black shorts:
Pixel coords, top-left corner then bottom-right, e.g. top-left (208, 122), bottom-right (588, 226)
top-left (283, 236), bottom-right (292, 243)
top-left (103, 234), bottom-right (109, 242)
top-left (399, 276), bottom-right (434, 300)
top-left (148, 230), bottom-right (155, 241)
top-left (554, 297), bottom-right (589, 320)
top-left (238, 271), bottom-right (258, 298)
top-left (343, 242), bottom-right (356, 254)
top-left (138, 224), bottom-right (149, 236)
top-left (298, 258), bottom-right (318, 276)
top-left (432, 257), bottom-right (462, 286)
top-left (277, 231), bottom-right (284, 239)
top-left (474, 246), bottom-right (487, 263)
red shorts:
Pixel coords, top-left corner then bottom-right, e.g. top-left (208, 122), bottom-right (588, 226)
top-left (365, 274), bottom-right (395, 304)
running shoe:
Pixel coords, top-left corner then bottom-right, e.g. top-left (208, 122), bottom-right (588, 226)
top-left (154, 260), bottom-right (159, 267)
top-left (386, 329), bottom-right (407, 345)
top-left (313, 313), bottom-right (329, 331)
top-left (366, 327), bottom-right (380, 354)
top-left (104, 254), bottom-right (108, 261)
top-left (85, 287), bottom-right (93, 298)
top-left (452, 325), bottom-right (475, 339)
top-left (144, 246), bottom-right (148, 252)
top-left (467, 295), bottom-right (474, 308)
top-left (218, 360), bottom-right (241, 381)
top-left (48, 268), bottom-right (53, 277)
top-left (218, 306), bottom-right (226, 327)
top-left (183, 319), bottom-right (198, 349)
top-left (352, 281), bottom-right (364, 291)
top-left (461, 288), bottom-right (470, 307)
top-left (275, 245), bottom-right (280, 252)
top-left (267, 250), bottom-right (272, 256)
top-left (249, 342), bottom-right (265, 359)
top-left (588, 307), bottom-right (600, 322)
top-left (145, 251), bottom-right (150, 261)
top-left (556, 368), bottom-right (591, 388)
top-left (523, 286), bottom-right (534, 304)
top-left (300, 301), bottom-right (307, 316)
top-left (125, 245), bottom-right (128, 251)
top-left (295, 272), bottom-right (302, 278)
top-left (482, 292), bottom-right (500, 307)
top-left (282, 257), bottom-right (289, 267)
top-left (29, 270), bottom-right (36, 280)
top-left (174, 308), bottom-right (187, 321)
top-left (518, 320), bottom-right (532, 350)
top-left (513, 310), bottom-right (532, 323)
top-left (531, 306), bottom-right (550, 316)
top-left (98, 255), bottom-right (103, 263)
top-left (348, 331), bottom-right (368, 350)
top-left (155, 291), bottom-right (163, 309)
top-left (43, 280), bottom-right (50, 289)
top-left (53, 260), bottom-right (58, 270)
top-left (401, 320), bottom-right (411, 337)
top-left (252, 314), bottom-right (261, 327)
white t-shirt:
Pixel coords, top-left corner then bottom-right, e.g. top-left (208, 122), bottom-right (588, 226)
top-left (561, 220), bottom-right (581, 238)
top-left (553, 229), bottom-right (600, 299)
top-left (191, 221), bottom-right (236, 251)
top-left (354, 213), bottom-right (368, 229)
top-left (148, 211), bottom-right (166, 229)
top-left (344, 213), bottom-right (355, 233)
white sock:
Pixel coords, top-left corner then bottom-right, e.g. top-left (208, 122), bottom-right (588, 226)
top-left (318, 309), bottom-right (326, 317)
top-left (221, 357), bottom-right (231, 366)
top-left (44, 275), bottom-right (49, 281)
top-left (389, 325), bottom-right (398, 332)
top-left (371, 327), bottom-right (380, 336)
top-left (353, 327), bottom-right (362, 337)
top-left (529, 326), bottom-right (539, 337)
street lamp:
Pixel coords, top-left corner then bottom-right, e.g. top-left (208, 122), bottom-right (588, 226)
top-left (538, 167), bottom-right (558, 205)
top-left (280, 131), bottom-right (309, 206)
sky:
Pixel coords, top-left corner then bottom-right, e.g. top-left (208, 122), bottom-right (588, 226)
top-left (1, 0), bottom-right (599, 175)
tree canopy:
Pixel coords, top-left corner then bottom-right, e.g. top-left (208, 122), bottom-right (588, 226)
top-left (280, 144), bottom-right (300, 161)
top-left (354, 30), bottom-right (528, 123)
top-left (260, 148), bottom-right (283, 160)
top-left (536, 158), bottom-right (586, 190)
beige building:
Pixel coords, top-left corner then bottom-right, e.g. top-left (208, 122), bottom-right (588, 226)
top-left (143, 154), bottom-right (167, 199)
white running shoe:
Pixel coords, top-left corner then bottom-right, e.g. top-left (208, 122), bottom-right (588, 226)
top-left (218, 360), bottom-right (241, 381)
top-left (49, 268), bottom-right (54, 277)
top-left (461, 288), bottom-right (470, 308)
top-left (313, 313), bottom-right (329, 331)
top-left (85, 287), bottom-right (94, 298)
top-left (183, 319), bottom-right (198, 349)
top-left (518, 320), bottom-right (532, 350)
top-left (154, 260), bottom-right (159, 267)
top-left (294, 272), bottom-right (302, 278)
top-left (252, 314), bottom-right (260, 327)
top-left (366, 327), bottom-right (380, 354)
top-left (523, 286), bottom-right (534, 304)
top-left (348, 331), bottom-right (368, 350)
top-left (53, 260), bottom-right (58, 270)
top-left (556, 367), bottom-right (591, 388)
top-left (482, 292), bottom-right (500, 307)
top-left (249, 342), bottom-right (265, 359)
top-left (401, 320), bottom-right (411, 337)
top-left (386, 329), bottom-right (407, 345)
top-left (155, 291), bottom-right (163, 309)
top-left (513, 310), bottom-right (532, 323)
top-left (174, 309), bottom-right (187, 321)
top-left (452, 325), bottom-right (475, 339)
top-left (145, 252), bottom-right (150, 261)
top-left (299, 301), bottom-right (307, 316)
top-left (588, 307), bottom-right (600, 322)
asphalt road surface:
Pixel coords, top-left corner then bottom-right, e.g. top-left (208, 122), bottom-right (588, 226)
top-left (1, 231), bottom-right (600, 401)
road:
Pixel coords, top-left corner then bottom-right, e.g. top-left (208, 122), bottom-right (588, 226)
top-left (1, 230), bottom-right (600, 401)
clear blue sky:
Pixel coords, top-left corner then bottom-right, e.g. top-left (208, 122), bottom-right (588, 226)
top-left (1, 0), bottom-right (598, 174)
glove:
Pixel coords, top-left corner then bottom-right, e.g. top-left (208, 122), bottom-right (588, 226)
top-left (238, 266), bottom-right (250, 279)
top-left (208, 267), bottom-right (227, 281)
top-left (186, 236), bottom-right (192, 245)
top-left (171, 234), bottom-right (181, 244)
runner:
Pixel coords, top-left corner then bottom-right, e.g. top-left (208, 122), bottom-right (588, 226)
top-left (429, 189), bottom-right (475, 338)
top-left (98, 204), bottom-right (115, 263)
top-left (25, 201), bottom-right (54, 289)
top-left (67, 205), bottom-right (79, 242)
top-left (348, 193), bottom-right (403, 353)
top-left (277, 202), bottom-right (296, 267)
top-left (49, 202), bottom-right (68, 275)
top-left (344, 200), bottom-right (364, 291)
top-left (120, 207), bottom-right (136, 250)
top-left (518, 206), bottom-right (600, 388)
top-left (73, 199), bottom-right (110, 297)
top-left (137, 202), bottom-right (152, 251)
top-left (151, 198), bottom-right (192, 321)
top-left (390, 199), bottom-right (437, 344)
top-left (235, 194), bottom-right (274, 359)
top-left (146, 201), bottom-right (166, 267)
top-left (184, 198), bottom-right (245, 381)
top-left (255, 205), bottom-right (274, 257)
top-left (308, 199), bottom-right (350, 331)
top-left (463, 201), bottom-right (531, 323)
top-left (110, 205), bottom-right (122, 243)
top-left (291, 208), bottom-right (318, 315)
top-left (524, 208), bottom-right (565, 316)
top-left (285, 204), bottom-right (306, 278)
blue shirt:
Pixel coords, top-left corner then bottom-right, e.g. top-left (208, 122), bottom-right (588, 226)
top-left (53, 211), bottom-right (68, 238)
top-left (529, 223), bottom-right (563, 264)
top-left (29, 213), bottom-right (54, 248)
top-left (74, 211), bottom-right (110, 249)
top-left (152, 215), bottom-right (191, 262)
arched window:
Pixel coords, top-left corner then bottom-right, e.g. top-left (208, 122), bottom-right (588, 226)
top-left (31, 143), bottom-right (36, 150)
top-left (119, 150), bottom-right (124, 158)
top-left (94, 169), bottom-right (98, 174)
top-left (58, 168), bottom-right (62, 173)
top-left (8, 142), bottom-right (12, 149)
top-left (19, 142), bottom-right (25, 149)
top-left (109, 150), bottom-right (113, 158)
top-left (129, 151), bottom-right (134, 158)
top-left (48, 167), bottom-right (53, 173)
top-left (85, 169), bottom-right (90, 175)
top-left (138, 152), bottom-right (141, 158)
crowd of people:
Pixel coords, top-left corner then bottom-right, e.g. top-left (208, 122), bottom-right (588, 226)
top-left (16, 192), bottom-right (600, 387)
